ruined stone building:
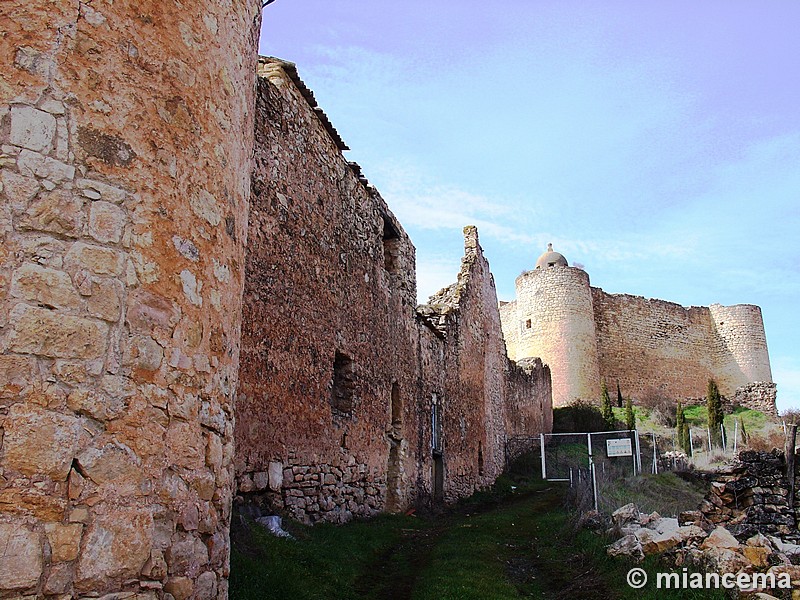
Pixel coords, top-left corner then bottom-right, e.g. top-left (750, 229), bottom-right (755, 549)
top-left (0, 5), bottom-right (551, 598)
top-left (234, 59), bottom-right (551, 525)
top-left (500, 245), bottom-right (776, 413)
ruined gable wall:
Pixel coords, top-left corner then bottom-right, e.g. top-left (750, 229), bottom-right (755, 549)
top-left (418, 228), bottom-right (553, 502)
top-left (0, 1), bottom-right (261, 598)
top-left (236, 61), bottom-right (420, 524)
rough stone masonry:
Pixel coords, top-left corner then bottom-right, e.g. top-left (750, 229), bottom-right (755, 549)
top-left (0, 1), bottom-right (262, 598)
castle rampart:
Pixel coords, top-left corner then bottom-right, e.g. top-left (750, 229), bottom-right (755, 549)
top-left (501, 245), bottom-right (776, 414)
top-left (503, 266), bottom-right (601, 407)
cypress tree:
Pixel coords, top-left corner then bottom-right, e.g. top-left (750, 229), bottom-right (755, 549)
top-left (676, 402), bottom-right (690, 455)
top-left (740, 417), bottom-right (749, 445)
top-left (625, 396), bottom-right (635, 431)
top-left (707, 379), bottom-right (724, 447)
top-left (601, 380), bottom-right (614, 429)
top-left (617, 380), bottom-right (624, 408)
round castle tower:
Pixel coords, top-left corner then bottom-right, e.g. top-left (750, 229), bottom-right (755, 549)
top-left (512, 245), bottom-right (601, 407)
top-left (708, 303), bottom-right (773, 394)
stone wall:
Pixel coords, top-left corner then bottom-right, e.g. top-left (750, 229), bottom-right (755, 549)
top-left (235, 59), bottom-right (552, 523)
top-left (591, 290), bottom-right (774, 405)
top-left (0, 1), bottom-right (261, 599)
top-left (699, 450), bottom-right (798, 543)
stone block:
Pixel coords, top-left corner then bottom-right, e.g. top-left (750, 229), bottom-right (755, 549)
top-left (0, 523), bottom-right (42, 590)
top-left (194, 571), bottom-right (217, 600)
top-left (165, 532), bottom-right (209, 575)
top-left (2, 403), bottom-right (83, 480)
top-left (10, 263), bottom-right (81, 310)
top-left (86, 278), bottom-right (122, 321)
top-left (76, 442), bottom-right (141, 486)
top-left (268, 461), bottom-right (283, 491)
top-left (89, 200), bottom-right (127, 244)
top-left (126, 288), bottom-right (181, 335)
top-left (76, 178), bottom-right (129, 204)
top-left (1, 170), bottom-right (40, 209)
top-left (74, 507), bottom-right (153, 591)
top-left (45, 522), bottom-right (83, 562)
top-left (253, 471), bottom-right (269, 490)
top-left (65, 242), bottom-right (126, 276)
top-left (0, 354), bottom-right (36, 399)
top-left (17, 149), bottom-right (75, 182)
top-left (7, 303), bottom-right (110, 359)
top-left (67, 388), bottom-right (125, 421)
top-left (164, 576), bottom-right (193, 600)
top-left (19, 189), bottom-right (84, 236)
top-left (9, 105), bottom-right (56, 152)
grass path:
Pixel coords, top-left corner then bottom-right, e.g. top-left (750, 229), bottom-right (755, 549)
top-left (230, 477), bottom-right (724, 599)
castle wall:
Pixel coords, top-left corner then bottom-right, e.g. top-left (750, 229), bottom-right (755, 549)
top-left (591, 290), bottom-right (774, 404)
top-left (592, 290), bottom-right (719, 401)
top-left (236, 61), bottom-right (552, 522)
top-left (0, 2), bottom-right (261, 598)
top-left (511, 267), bottom-right (600, 407)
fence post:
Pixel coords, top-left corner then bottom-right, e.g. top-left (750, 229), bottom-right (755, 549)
top-left (688, 428), bottom-right (694, 458)
top-left (634, 430), bottom-right (642, 475)
top-left (540, 433), bottom-right (546, 480)
top-left (785, 425), bottom-right (797, 511)
top-left (587, 432), bottom-right (598, 511)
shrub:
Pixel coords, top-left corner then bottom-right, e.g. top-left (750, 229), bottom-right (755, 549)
top-left (553, 400), bottom-right (606, 433)
top-left (707, 379), bottom-right (724, 448)
top-left (600, 381), bottom-right (614, 430)
top-left (639, 387), bottom-right (676, 427)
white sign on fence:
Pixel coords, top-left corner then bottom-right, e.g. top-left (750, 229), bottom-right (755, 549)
top-left (606, 438), bottom-right (633, 457)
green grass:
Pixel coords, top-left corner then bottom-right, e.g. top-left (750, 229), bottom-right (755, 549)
top-left (596, 471), bottom-right (708, 517)
top-left (231, 476), bottom-right (726, 600)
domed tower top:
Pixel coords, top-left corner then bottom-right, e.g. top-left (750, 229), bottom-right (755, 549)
top-left (535, 243), bottom-right (568, 269)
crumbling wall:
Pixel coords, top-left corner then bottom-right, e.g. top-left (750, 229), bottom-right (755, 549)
top-left (0, 1), bottom-right (261, 598)
top-left (236, 60), bottom-right (552, 523)
top-left (699, 450), bottom-right (798, 543)
top-left (236, 60), bottom-right (419, 524)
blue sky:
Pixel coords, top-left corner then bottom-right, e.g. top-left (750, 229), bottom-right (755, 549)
top-left (259, 1), bottom-right (800, 412)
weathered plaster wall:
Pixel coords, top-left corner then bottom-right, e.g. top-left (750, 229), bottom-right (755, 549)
top-left (236, 60), bottom-right (552, 523)
top-left (0, 1), bottom-right (261, 598)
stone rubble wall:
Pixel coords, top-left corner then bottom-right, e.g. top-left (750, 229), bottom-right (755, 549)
top-left (699, 450), bottom-right (798, 543)
top-left (0, 2), bottom-right (261, 599)
top-left (235, 60), bottom-right (553, 523)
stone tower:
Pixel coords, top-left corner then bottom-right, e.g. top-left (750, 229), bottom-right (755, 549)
top-left (500, 244), bottom-right (601, 407)
top-left (709, 303), bottom-right (774, 392)
top-left (0, 2), bottom-right (261, 597)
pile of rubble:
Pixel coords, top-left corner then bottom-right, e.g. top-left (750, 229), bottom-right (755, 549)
top-left (606, 503), bottom-right (800, 591)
